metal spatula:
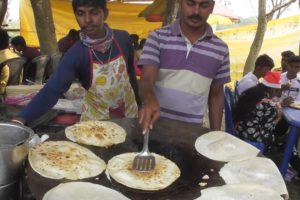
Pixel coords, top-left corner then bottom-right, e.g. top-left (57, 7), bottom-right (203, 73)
top-left (132, 131), bottom-right (156, 171)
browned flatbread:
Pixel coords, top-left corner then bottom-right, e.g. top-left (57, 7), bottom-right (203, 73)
top-left (65, 121), bottom-right (126, 147)
top-left (29, 141), bottom-right (106, 180)
top-left (107, 153), bottom-right (180, 191)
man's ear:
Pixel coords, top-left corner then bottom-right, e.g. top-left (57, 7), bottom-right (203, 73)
top-left (104, 8), bottom-right (109, 21)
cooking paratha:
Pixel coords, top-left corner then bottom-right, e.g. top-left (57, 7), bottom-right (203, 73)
top-left (65, 121), bottom-right (126, 147)
top-left (107, 153), bottom-right (180, 191)
top-left (29, 141), bottom-right (106, 180)
top-left (42, 182), bottom-right (130, 200)
top-left (196, 184), bottom-right (283, 200)
top-left (219, 157), bottom-right (288, 195)
top-left (195, 131), bottom-right (260, 162)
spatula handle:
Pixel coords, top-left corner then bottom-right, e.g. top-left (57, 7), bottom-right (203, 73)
top-left (142, 130), bottom-right (149, 152)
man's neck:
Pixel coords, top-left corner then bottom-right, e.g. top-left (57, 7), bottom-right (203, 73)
top-left (180, 21), bottom-right (206, 44)
top-left (287, 72), bottom-right (297, 80)
top-left (253, 71), bottom-right (261, 79)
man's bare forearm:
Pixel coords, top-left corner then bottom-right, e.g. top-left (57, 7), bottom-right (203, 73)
top-left (208, 84), bottom-right (224, 130)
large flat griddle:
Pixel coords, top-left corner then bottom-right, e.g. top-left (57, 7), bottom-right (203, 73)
top-left (27, 118), bottom-right (226, 200)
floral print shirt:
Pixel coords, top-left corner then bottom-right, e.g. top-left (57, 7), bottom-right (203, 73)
top-left (235, 97), bottom-right (278, 145)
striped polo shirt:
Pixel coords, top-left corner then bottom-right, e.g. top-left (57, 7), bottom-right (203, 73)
top-left (139, 19), bottom-right (231, 124)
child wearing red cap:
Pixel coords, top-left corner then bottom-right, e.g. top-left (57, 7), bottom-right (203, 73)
top-left (233, 71), bottom-right (282, 146)
top-left (234, 70), bottom-right (300, 179)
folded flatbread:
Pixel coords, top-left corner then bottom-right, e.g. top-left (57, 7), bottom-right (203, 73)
top-left (29, 141), bottom-right (106, 180)
top-left (194, 131), bottom-right (259, 162)
top-left (65, 121), bottom-right (126, 147)
top-left (107, 152), bottom-right (180, 191)
top-left (42, 182), bottom-right (130, 200)
top-left (219, 157), bottom-right (288, 196)
top-left (196, 184), bottom-right (283, 200)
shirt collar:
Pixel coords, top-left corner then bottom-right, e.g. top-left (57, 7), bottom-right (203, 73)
top-left (170, 19), bottom-right (214, 40)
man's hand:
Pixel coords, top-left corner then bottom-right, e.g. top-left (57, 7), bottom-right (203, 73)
top-left (281, 83), bottom-right (291, 91)
top-left (280, 96), bottom-right (294, 107)
top-left (11, 117), bottom-right (26, 125)
top-left (274, 102), bottom-right (283, 124)
top-left (138, 94), bottom-right (160, 134)
top-left (138, 65), bottom-right (159, 134)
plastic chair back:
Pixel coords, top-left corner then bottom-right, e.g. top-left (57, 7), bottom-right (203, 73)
top-left (224, 86), bottom-right (266, 153)
top-left (234, 80), bottom-right (240, 101)
top-left (224, 86), bottom-right (236, 135)
top-left (51, 52), bottom-right (62, 72)
top-left (246, 141), bottom-right (265, 152)
top-left (5, 57), bottom-right (27, 85)
top-left (45, 53), bottom-right (62, 80)
top-left (31, 55), bottom-right (50, 84)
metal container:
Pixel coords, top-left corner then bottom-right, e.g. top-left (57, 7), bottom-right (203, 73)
top-left (0, 181), bottom-right (19, 200)
top-left (0, 122), bottom-right (34, 186)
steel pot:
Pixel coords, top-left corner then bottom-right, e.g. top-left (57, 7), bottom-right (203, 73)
top-left (0, 181), bottom-right (19, 200)
top-left (0, 122), bottom-right (34, 186)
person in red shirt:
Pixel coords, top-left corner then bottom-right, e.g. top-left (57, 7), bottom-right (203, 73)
top-left (58, 29), bottom-right (79, 54)
top-left (11, 36), bottom-right (41, 83)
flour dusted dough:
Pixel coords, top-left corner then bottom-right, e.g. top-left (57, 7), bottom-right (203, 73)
top-left (65, 121), bottom-right (126, 147)
top-left (29, 141), bottom-right (106, 180)
top-left (195, 131), bottom-right (260, 162)
top-left (107, 153), bottom-right (180, 191)
top-left (219, 157), bottom-right (288, 196)
top-left (42, 182), bottom-right (130, 200)
top-left (196, 184), bottom-right (283, 200)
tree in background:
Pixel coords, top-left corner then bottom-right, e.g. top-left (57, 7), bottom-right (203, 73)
top-left (30, 0), bottom-right (58, 55)
top-left (161, 0), bottom-right (297, 75)
top-left (0, 0), bottom-right (8, 26)
top-left (243, 0), bottom-right (297, 75)
top-left (163, 0), bottom-right (179, 26)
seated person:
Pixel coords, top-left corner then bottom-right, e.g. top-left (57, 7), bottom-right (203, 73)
top-left (58, 29), bottom-right (79, 54)
top-left (11, 36), bottom-right (41, 83)
top-left (129, 34), bottom-right (139, 50)
top-left (275, 55), bottom-right (300, 175)
top-left (134, 38), bottom-right (146, 77)
top-left (234, 71), bottom-right (300, 176)
top-left (0, 29), bottom-right (19, 94)
top-left (233, 71), bottom-right (282, 147)
top-left (237, 54), bottom-right (274, 95)
top-left (281, 50), bottom-right (295, 73)
top-left (280, 55), bottom-right (300, 102)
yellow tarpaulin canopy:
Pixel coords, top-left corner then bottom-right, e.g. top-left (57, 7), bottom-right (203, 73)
top-left (20, 0), bottom-right (232, 47)
top-left (20, 0), bottom-right (300, 83)
top-left (216, 15), bottom-right (300, 82)
top-left (20, 0), bottom-right (162, 46)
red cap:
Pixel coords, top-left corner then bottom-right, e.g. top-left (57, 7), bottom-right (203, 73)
top-left (262, 71), bottom-right (281, 88)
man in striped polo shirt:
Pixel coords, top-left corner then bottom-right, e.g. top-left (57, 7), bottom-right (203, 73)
top-left (138, 0), bottom-right (231, 133)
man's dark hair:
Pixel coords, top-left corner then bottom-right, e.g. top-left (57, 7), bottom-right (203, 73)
top-left (255, 54), bottom-right (274, 69)
top-left (11, 36), bottom-right (26, 47)
top-left (138, 38), bottom-right (146, 50)
top-left (288, 55), bottom-right (300, 63)
top-left (0, 29), bottom-right (10, 50)
top-left (233, 83), bottom-right (272, 122)
top-left (281, 50), bottom-right (295, 58)
top-left (68, 29), bottom-right (79, 39)
top-left (130, 34), bottom-right (139, 49)
top-left (72, 0), bottom-right (107, 11)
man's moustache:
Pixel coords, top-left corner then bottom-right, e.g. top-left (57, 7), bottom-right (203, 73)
top-left (188, 15), bottom-right (202, 20)
top-left (82, 26), bottom-right (97, 30)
